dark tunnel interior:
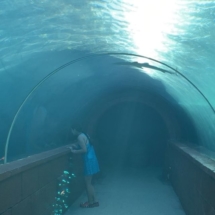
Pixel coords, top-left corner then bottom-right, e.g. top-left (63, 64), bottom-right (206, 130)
top-left (83, 92), bottom-right (199, 176)
top-left (95, 102), bottom-right (169, 169)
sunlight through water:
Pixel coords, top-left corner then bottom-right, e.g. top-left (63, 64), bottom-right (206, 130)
top-left (121, 0), bottom-right (179, 58)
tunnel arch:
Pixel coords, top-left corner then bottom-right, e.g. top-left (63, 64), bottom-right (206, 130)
top-left (81, 89), bottom-right (199, 169)
top-left (83, 88), bottom-right (199, 147)
top-left (84, 90), bottom-right (181, 141)
top-left (3, 53), bottom-right (204, 163)
top-left (83, 89), bottom-right (199, 140)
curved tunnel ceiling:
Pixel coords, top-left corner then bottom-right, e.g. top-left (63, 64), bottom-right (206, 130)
top-left (0, 1), bottom-right (215, 161)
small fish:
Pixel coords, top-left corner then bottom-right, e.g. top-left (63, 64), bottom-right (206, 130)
top-left (114, 61), bottom-right (175, 74)
top-left (0, 156), bottom-right (4, 161)
top-left (60, 190), bottom-right (65, 195)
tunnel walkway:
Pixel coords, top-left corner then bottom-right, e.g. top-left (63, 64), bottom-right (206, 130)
top-left (65, 167), bottom-right (185, 215)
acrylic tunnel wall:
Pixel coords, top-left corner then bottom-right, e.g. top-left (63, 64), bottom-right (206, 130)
top-left (0, 53), bottom-right (208, 164)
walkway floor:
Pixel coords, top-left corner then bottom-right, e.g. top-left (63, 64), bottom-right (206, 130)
top-left (65, 167), bottom-right (185, 215)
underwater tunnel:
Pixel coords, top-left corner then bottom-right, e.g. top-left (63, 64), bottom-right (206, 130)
top-left (0, 1), bottom-right (215, 215)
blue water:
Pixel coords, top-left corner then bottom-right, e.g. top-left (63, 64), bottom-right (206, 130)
top-left (0, 0), bottom-right (215, 162)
